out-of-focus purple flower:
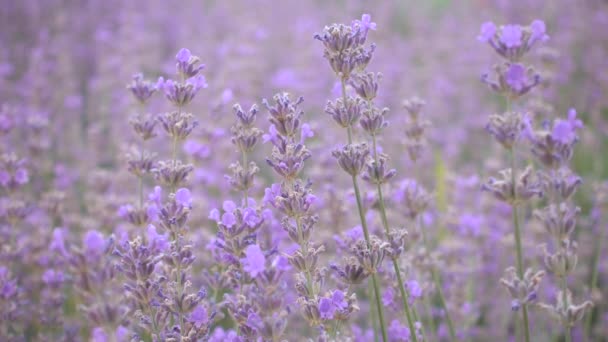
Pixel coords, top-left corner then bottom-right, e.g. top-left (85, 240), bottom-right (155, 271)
top-left (477, 22), bottom-right (496, 42)
top-left (83, 230), bottom-right (106, 257)
top-left (552, 108), bottom-right (583, 144)
top-left (388, 320), bottom-right (411, 341)
top-left (319, 297), bottom-right (335, 320)
top-left (241, 244), bottom-right (266, 277)
top-left (14, 168), bottom-right (28, 185)
top-left (222, 212), bottom-right (236, 227)
top-left (356, 14), bottom-right (377, 33)
top-left (458, 213), bottom-right (484, 236)
top-left (50, 227), bottom-right (68, 257)
top-left (262, 124), bottom-right (279, 144)
top-left (176, 48), bottom-right (192, 63)
top-left (209, 208), bottom-right (221, 222)
top-left (505, 63), bottom-right (526, 91)
top-left (148, 186), bottom-right (162, 206)
top-left (147, 224), bottom-right (169, 252)
top-left (117, 204), bottom-right (133, 218)
top-left (184, 140), bottom-right (211, 159)
top-left (529, 20), bottom-right (549, 46)
top-left (209, 328), bottom-right (239, 342)
top-left (263, 183), bottom-right (281, 206)
top-left (407, 280), bottom-right (423, 300)
top-left (175, 188), bottom-right (192, 207)
top-left (189, 305), bottom-right (209, 328)
top-left (91, 327), bottom-right (107, 342)
top-left (383, 286), bottom-right (395, 306)
top-left (300, 123), bottom-right (314, 143)
top-left (243, 208), bottom-right (261, 227)
top-left (500, 25), bottom-right (522, 48)
top-left (42, 269), bottom-right (64, 286)
top-left (223, 200), bottom-right (237, 212)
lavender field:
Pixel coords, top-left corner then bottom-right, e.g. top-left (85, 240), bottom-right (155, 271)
top-left (2, 1), bottom-right (608, 341)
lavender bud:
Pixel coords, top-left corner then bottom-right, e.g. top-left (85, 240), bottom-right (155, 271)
top-left (332, 143), bottom-right (370, 177)
top-left (175, 48), bottom-right (205, 79)
top-left (349, 72), bottom-right (381, 101)
top-left (262, 93), bottom-right (304, 138)
top-left (540, 241), bottom-right (578, 277)
top-left (481, 166), bottom-right (543, 204)
top-left (127, 73), bottom-right (158, 104)
top-left (129, 114), bottom-right (158, 140)
top-left (500, 267), bottom-right (545, 310)
top-left (534, 203), bottom-right (580, 240)
top-left (325, 96), bottom-right (364, 128)
top-left (226, 161), bottom-right (259, 192)
top-left (362, 153), bottom-right (397, 185)
top-left (486, 111), bottom-right (525, 150)
top-left (152, 160), bottom-right (194, 189)
top-left (481, 62), bottom-right (541, 99)
top-left (351, 236), bottom-right (389, 274)
top-left (158, 111), bottom-right (199, 141)
top-left (538, 289), bottom-right (593, 327)
top-left (330, 257), bottom-right (369, 285)
top-left (127, 148), bottom-right (157, 177)
top-left (359, 106), bottom-right (389, 136)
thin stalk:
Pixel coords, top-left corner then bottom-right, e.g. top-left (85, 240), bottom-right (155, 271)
top-left (352, 175), bottom-right (389, 342)
top-left (419, 219), bottom-right (457, 341)
top-left (508, 148), bottom-right (531, 342)
top-left (370, 281), bottom-right (379, 342)
top-left (371, 134), bottom-right (420, 342)
top-left (340, 76), bottom-right (387, 341)
top-left (585, 213), bottom-right (605, 337)
top-left (560, 277), bottom-right (572, 342)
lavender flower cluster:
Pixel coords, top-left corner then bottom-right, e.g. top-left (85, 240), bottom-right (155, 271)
top-left (1, 1), bottom-right (608, 341)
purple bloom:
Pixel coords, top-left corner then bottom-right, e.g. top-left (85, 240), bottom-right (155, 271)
top-left (209, 208), bottom-right (221, 222)
top-left (407, 280), bottom-right (423, 300)
top-left (319, 297), bottom-right (335, 320)
top-left (175, 188), bottom-right (192, 207)
top-left (117, 204), bottom-right (133, 218)
top-left (42, 269), bottom-right (64, 286)
top-left (477, 22), bottom-right (496, 42)
top-left (241, 244), bottom-right (266, 277)
top-left (83, 230), bottom-right (106, 257)
top-left (223, 200), bottom-right (237, 212)
top-left (14, 168), bottom-right (28, 184)
top-left (383, 286), bottom-right (395, 306)
top-left (147, 224), bottom-right (169, 252)
top-left (505, 63), bottom-right (526, 91)
top-left (500, 25), bottom-right (522, 48)
top-left (529, 20), bottom-right (549, 45)
top-left (176, 48), bottom-right (192, 63)
top-left (552, 109), bottom-right (583, 144)
top-left (148, 186), bottom-right (162, 206)
top-left (189, 305), bottom-right (209, 328)
top-left (243, 208), bottom-right (261, 227)
top-left (221, 212), bottom-right (236, 227)
top-left (388, 320), bottom-right (411, 341)
top-left (262, 124), bottom-right (279, 144)
top-left (300, 123), bottom-right (314, 143)
top-left (50, 227), bottom-right (68, 257)
top-left (91, 327), bottom-right (107, 342)
top-left (357, 14), bottom-right (377, 32)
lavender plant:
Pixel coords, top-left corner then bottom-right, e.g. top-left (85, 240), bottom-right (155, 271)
top-left (1, 2), bottom-right (607, 341)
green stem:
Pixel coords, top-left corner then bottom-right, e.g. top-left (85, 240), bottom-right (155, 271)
top-left (371, 135), bottom-right (420, 342)
top-left (560, 277), bottom-right (571, 342)
top-left (242, 149), bottom-right (249, 206)
top-left (509, 148), bottom-right (531, 342)
top-left (585, 214), bottom-right (605, 337)
top-left (352, 174), bottom-right (388, 342)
